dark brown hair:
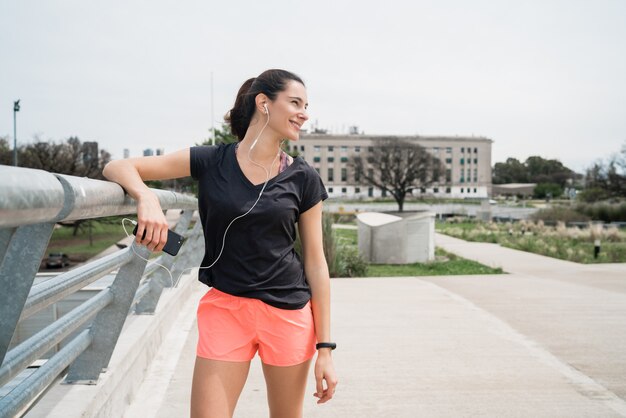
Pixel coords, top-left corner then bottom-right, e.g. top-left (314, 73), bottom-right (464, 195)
top-left (225, 69), bottom-right (305, 140)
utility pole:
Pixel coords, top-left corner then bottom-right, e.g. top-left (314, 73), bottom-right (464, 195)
top-left (13, 100), bottom-right (20, 166)
top-left (210, 71), bottom-right (215, 145)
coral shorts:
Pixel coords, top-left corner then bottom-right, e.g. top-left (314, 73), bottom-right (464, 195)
top-left (196, 288), bottom-right (316, 367)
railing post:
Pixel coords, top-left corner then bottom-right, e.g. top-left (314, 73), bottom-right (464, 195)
top-left (0, 222), bottom-right (56, 365)
top-left (64, 242), bottom-right (151, 384)
top-left (134, 210), bottom-right (194, 314)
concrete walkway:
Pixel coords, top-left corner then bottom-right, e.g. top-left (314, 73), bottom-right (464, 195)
top-left (126, 233), bottom-right (626, 417)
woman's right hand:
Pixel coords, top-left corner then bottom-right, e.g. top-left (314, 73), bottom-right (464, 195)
top-left (135, 191), bottom-right (170, 253)
top-left (102, 149), bottom-right (191, 252)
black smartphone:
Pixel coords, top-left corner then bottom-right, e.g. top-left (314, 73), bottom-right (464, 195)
top-left (132, 225), bottom-right (185, 256)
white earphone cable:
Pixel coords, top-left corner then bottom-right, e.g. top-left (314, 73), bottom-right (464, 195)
top-left (123, 109), bottom-right (285, 288)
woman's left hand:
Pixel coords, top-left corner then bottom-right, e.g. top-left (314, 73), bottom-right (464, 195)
top-left (313, 350), bottom-right (338, 404)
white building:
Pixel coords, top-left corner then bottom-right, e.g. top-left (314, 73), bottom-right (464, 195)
top-left (293, 133), bottom-right (493, 199)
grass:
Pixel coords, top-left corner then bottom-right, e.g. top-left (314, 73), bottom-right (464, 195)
top-left (45, 217), bottom-right (128, 262)
top-left (367, 248), bottom-right (503, 276)
top-left (437, 220), bottom-right (626, 264)
top-left (333, 224), bottom-right (503, 276)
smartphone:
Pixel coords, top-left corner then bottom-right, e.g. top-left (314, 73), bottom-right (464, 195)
top-left (132, 224), bottom-right (185, 256)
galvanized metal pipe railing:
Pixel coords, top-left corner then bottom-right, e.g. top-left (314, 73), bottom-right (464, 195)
top-left (0, 165), bottom-right (201, 417)
top-left (0, 289), bottom-right (113, 388)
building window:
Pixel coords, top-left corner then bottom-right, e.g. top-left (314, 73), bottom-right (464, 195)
top-left (355, 146), bottom-right (361, 152)
top-left (461, 188), bottom-right (464, 193)
top-left (313, 156), bottom-right (321, 163)
top-left (340, 146), bottom-right (347, 153)
top-left (314, 145), bottom-right (320, 152)
top-left (433, 147), bottom-right (439, 152)
top-left (355, 169), bottom-right (361, 182)
top-left (474, 158), bottom-right (478, 164)
top-left (382, 189), bottom-right (387, 197)
top-left (300, 145), bottom-right (305, 151)
top-left (368, 147), bottom-right (374, 152)
top-left (446, 147), bottom-right (452, 153)
top-left (328, 187), bottom-right (333, 193)
top-left (341, 187), bottom-right (347, 193)
top-left (460, 177), bottom-right (465, 183)
top-left (473, 188), bottom-right (477, 193)
top-left (328, 157), bottom-right (334, 163)
top-left (368, 187), bottom-right (373, 197)
top-left (445, 158), bottom-right (452, 164)
top-left (474, 147), bottom-right (478, 153)
top-left (474, 177), bottom-right (478, 183)
top-left (460, 158), bottom-right (465, 165)
top-left (420, 187), bottom-right (426, 193)
top-left (328, 168), bottom-right (334, 182)
top-left (461, 147), bottom-right (465, 153)
top-left (368, 168), bottom-right (373, 179)
top-left (341, 168), bottom-right (347, 181)
top-left (433, 187), bottom-right (439, 193)
top-left (328, 146), bottom-right (334, 152)
top-left (445, 169), bottom-right (451, 183)
top-left (340, 156), bottom-right (348, 163)
top-left (446, 187), bottom-right (451, 193)
top-left (355, 187), bottom-right (360, 193)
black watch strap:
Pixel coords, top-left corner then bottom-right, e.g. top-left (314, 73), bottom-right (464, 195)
top-left (316, 342), bottom-right (337, 350)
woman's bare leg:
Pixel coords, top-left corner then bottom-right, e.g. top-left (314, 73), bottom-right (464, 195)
top-left (261, 360), bottom-right (312, 418)
top-left (191, 357), bottom-right (251, 418)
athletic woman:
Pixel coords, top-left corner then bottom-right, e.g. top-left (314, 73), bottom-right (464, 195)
top-left (103, 69), bottom-right (337, 418)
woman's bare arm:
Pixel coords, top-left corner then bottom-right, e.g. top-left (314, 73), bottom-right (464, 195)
top-left (298, 201), bottom-right (338, 404)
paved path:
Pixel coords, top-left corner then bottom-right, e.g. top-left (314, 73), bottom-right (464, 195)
top-left (127, 233), bottom-right (626, 417)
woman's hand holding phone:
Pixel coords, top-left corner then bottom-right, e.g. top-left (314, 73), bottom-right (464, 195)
top-left (134, 191), bottom-right (171, 253)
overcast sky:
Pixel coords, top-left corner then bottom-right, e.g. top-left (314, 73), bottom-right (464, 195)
top-left (2, 0), bottom-right (625, 172)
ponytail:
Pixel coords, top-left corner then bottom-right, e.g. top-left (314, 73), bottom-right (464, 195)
top-left (225, 69), bottom-right (305, 140)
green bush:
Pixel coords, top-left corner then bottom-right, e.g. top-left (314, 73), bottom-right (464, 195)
top-left (533, 183), bottom-right (563, 199)
top-left (530, 206), bottom-right (590, 223)
top-left (577, 188), bottom-right (610, 203)
top-left (334, 247), bottom-right (368, 277)
top-left (575, 202), bottom-right (626, 222)
top-left (295, 213), bottom-right (367, 277)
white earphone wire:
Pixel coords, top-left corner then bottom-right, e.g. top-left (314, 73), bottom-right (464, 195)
top-left (123, 108), bottom-right (285, 288)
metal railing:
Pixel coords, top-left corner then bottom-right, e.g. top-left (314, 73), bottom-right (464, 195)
top-left (0, 165), bottom-right (202, 417)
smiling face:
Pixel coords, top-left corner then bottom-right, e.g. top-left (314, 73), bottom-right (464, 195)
top-left (266, 80), bottom-right (309, 141)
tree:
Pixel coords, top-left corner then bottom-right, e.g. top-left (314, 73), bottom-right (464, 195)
top-left (493, 158), bottom-right (528, 184)
top-left (0, 135), bottom-right (111, 179)
top-left (493, 156), bottom-right (577, 187)
top-left (583, 147), bottom-right (626, 200)
top-left (0, 136), bottom-right (12, 165)
top-left (351, 137), bottom-right (444, 212)
top-left (205, 123), bottom-right (238, 145)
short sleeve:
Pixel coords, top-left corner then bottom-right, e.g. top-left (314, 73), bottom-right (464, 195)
top-left (300, 165), bottom-right (329, 214)
top-left (190, 145), bottom-right (219, 180)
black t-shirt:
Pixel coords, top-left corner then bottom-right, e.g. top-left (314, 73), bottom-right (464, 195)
top-left (190, 143), bottom-right (328, 309)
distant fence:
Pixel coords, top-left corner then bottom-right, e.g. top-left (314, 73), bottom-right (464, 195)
top-left (0, 166), bottom-right (202, 417)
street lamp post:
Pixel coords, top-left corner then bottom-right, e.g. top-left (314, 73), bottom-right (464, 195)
top-left (13, 100), bottom-right (20, 166)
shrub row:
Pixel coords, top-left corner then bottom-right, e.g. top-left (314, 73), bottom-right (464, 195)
top-left (531, 202), bottom-right (626, 223)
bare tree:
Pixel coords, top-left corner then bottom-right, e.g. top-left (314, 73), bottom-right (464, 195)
top-left (351, 137), bottom-right (444, 212)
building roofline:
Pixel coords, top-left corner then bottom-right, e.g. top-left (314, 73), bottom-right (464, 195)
top-left (300, 134), bottom-right (493, 143)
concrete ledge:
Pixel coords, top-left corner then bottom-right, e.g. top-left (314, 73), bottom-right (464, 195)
top-left (26, 270), bottom-right (202, 418)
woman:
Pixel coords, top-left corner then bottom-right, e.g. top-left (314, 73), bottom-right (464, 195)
top-left (103, 69), bottom-right (337, 418)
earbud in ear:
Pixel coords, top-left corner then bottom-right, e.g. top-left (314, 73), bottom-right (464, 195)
top-left (263, 103), bottom-right (269, 114)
